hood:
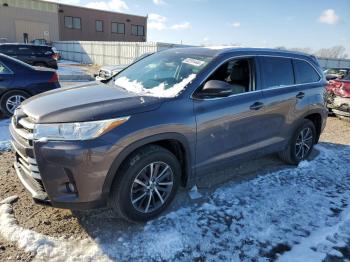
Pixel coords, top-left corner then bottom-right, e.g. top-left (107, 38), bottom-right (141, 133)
top-left (100, 65), bottom-right (127, 72)
top-left (20, 82), bottom-right (166, 123)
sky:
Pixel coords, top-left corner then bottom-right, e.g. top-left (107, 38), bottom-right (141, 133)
top-left (45, 0), bottom-right (350, 55)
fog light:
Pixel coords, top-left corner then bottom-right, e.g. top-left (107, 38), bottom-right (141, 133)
top-left (66, 182), bottom-right (76, 193)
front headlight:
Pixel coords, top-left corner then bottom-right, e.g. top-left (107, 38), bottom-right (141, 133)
top-left (33, 116), bottom-right (130, 141)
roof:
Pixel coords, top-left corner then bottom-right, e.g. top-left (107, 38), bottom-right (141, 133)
top-left (38, 0), bottom-right (147, 19)
top-left (163, 46), bottom-right (314, 58)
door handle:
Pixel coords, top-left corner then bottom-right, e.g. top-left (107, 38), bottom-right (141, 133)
top-left (250, 102), bottom-right (264, 110)
top-left (296, 92), bottom-right (305, 99)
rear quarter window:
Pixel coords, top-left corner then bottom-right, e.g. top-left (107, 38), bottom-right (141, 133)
top-left (259, 57), bottom-right (294, 89)
top-left (293, 59), bottom-right (320, 84)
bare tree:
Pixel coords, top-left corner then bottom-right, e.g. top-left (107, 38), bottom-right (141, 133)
top-left (314, 46), bottom-right (348, 59)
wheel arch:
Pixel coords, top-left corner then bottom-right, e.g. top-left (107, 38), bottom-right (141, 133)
top-left (102, 132), bottom-right (194, 197)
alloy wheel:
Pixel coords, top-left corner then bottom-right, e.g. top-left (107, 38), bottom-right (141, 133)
top-left (130, 161), bottom-right (174, 213)
top-left (5, 95), bottom-right (26, 114)
top-left (295, 127), bottom-right (313, 160)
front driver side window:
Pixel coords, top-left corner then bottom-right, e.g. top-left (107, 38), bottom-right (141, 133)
top-left (202, 58), bottom-right (253, 96)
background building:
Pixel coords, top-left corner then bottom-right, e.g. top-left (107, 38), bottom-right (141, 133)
top-left (0, 0), bottom-right (147, 43)
top-left (0, 0), bottom-right (59, 43)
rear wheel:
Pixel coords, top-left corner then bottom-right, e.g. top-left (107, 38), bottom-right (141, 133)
top-left (0, 90), bottom-right (29, 117)
top-left (109, 145), bottom-right (181, 222)
top-left (279, 119), bottom-right (316, 165)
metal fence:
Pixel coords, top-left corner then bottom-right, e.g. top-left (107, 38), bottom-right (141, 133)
top-left (53, 41), bottom-right (192, 65)
top-left (317, 58), bottom-right (350, 69)
top-left (53, 41), bottom-right (350, 68)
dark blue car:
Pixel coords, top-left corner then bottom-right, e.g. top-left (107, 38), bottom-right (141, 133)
top-left (0, 53), bottom-right (60, 116)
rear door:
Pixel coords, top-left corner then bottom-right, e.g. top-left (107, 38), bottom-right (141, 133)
top-left (257, 56), bottom-right (307, 149)
top-left (0, 61), bottom-right (15, 94)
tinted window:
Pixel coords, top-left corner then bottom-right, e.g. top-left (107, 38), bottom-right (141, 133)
top-left (293, 59), bottom-right (320, 84)
top-left (96, 20), bottom-right (103, 32)
top-left (137, 25), bottom-right (144, 36)
top-left (0, 62), bottom-right (11, 74)
top-left (73, 17), bottom-right (81, 29)
top-left (0, 45), bottom-right (16, 54)
top-left (111, 22), bottom-right (124, 34)
top-left (18, 46), bottom-right (32, 55)
top-left (131, 25), bottom-right (138, 35)
top-left (260, 57), bottom-right (294, 89)
top-left (64, 16), bottom-right (73, 28)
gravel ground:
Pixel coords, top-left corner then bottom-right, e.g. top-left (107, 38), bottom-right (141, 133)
top-left (0, 116), bottom-right (349, 261)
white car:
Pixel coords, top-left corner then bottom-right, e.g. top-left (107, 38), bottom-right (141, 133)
top-left (95, 53), bottom-right (153, 82)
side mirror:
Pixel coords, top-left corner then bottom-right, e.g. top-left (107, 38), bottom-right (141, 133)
top-left (196, 80), bottom-right (232, 98)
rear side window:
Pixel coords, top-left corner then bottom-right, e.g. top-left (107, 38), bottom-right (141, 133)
top-left (0, 62), bottom-right (11, 74)
top-left (259, 57), bottom-right (294, 89)
top-left (0, 45), bottom-right (16, 55)
top-left (18, 46), bottom-right (31, 55)
top-left (293, 59), bottom-right (321, 84)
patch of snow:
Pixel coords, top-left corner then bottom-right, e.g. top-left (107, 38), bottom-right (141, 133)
top-left (114, 74), bottom-right (196, 98)
top-left (0, 195), bottom-right (18, 205)
top-left (0, 203), bottom-right (111, 261)
top-left (0, 118), bottom-right (11, 151)
top-left (1, 143), bottom-right (350, 261)
top-left (188, 185), bottom-right (203, 200)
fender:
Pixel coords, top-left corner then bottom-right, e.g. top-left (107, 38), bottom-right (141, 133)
top-left (101, 132), bottom-right (194, 197)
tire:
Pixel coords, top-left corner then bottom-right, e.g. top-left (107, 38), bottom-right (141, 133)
top-left (278, 119), bottom-right (316, 165)
top-left (109, 145), bottom-right (181, 223)
top-left (0, 90), bottom-right (29, 117)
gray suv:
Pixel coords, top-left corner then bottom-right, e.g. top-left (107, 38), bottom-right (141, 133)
top-left (10, 47), bottom-right (328, 222)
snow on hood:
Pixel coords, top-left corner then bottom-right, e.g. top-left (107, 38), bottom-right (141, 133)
top-left (1, 143), bottom-right (350, 261)
top-left (114, 74), bottom-right (196, 98)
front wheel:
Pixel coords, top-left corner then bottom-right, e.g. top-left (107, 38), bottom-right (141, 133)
top-left (279, 119), bottom-right (316, 165)
top-left (109, 145), bottom-right (181, 222)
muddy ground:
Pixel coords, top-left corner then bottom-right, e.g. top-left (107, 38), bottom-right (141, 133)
top-left (0, 116), bottom-right (349, 261)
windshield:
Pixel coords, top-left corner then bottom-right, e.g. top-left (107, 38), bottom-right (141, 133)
top-left (113, 51), bottom-right (213, 97)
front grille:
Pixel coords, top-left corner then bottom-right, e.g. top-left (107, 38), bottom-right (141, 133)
top-left (11, 112), bottom-right (48, 200)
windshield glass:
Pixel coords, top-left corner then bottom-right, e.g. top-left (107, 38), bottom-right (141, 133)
top-left (113, 51), bottom-right (213, 97)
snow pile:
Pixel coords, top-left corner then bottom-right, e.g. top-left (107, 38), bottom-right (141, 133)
top-left (1, 143), bottom-right (350, 261)
top-left (114, 74), bottom-right (196, 98)
top-left (0, 118), bottom-right (11, 151)
top-left (0, 202), bottom-right (110, 261)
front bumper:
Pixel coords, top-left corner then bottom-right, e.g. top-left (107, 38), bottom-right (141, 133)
top-left (10, 118), bottom-right (119, 210)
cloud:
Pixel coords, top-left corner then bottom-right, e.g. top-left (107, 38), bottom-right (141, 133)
top-left (148, 13), bottom-right (167, 30)
top-left (231, 22), bottom-right (241, 28)
top-left (148, 14), bottom-right (191, 31)
top-left (318, 9), bottom-right (339, 25)
top-left (153, 0), bottom-right (165, 5)
top-left (170, 22), bottom-right (191, 30)
top-left (85, 0), bottom-right (128, 12)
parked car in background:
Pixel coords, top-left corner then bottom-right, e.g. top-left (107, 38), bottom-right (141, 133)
top-left (10, 47), bottom-right (327, 222)
top-left (0, 43), bottom-right (59, 69)
top-left (324, 67), bottom-right (350, 81)
top-left (95, 52), bottom-right (153, 82)
top-left (31, 39), bottom-right (48, 46)
top-left (326, 71), bottom-right (350, 119)
top-left (0, 54), bottom-right (60, 116)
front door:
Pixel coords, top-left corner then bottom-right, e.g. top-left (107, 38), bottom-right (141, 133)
top-left (193, 57), bottom-right (268, 175)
